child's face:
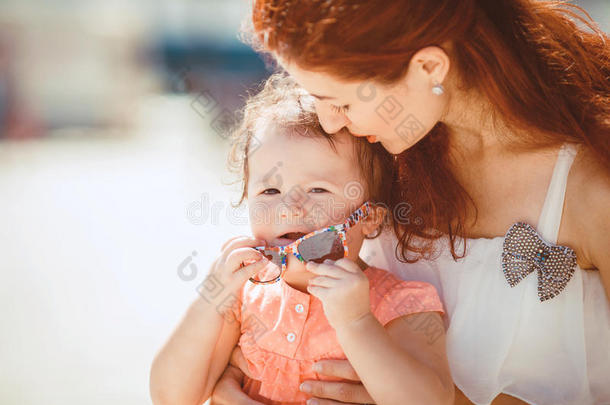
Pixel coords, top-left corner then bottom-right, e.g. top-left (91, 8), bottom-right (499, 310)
top-left (246, 124), bottom-right (373, 269)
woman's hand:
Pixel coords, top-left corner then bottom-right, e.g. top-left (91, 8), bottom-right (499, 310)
top-left (210, 364), bottom-right (265, 405)
top-left (299, 359), bottom-right (376, 404)
top-left (226, 346), bottom-right (375, 404)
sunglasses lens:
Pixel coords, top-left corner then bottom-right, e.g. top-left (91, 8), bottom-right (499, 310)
top-left (297, 231), bottom-right (345, 263)
top-left (249, 249), bottom-right (282, 284)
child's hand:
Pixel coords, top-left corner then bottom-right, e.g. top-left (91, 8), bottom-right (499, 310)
top-left (305, 258), bottom-right (371, 331)
top-left (199, 236), bottom-right (268, 313)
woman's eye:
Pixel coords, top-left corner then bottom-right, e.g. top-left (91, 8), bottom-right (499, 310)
top-left (309, 188), bottom-right (328, 193)
top-left (330, 104), bottom-right (350, 114)
top-left (261, 188), bottom-right (280, 195)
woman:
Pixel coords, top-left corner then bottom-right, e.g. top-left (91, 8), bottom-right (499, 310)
top-left (211, 0), bottom-right (610, 404)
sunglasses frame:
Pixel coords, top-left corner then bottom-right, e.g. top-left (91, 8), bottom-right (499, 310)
top-left (248, 200), bottom-right (372, 284)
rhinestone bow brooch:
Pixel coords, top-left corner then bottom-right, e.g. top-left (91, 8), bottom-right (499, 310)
top-left (501, 222), bottom-right (577, 302)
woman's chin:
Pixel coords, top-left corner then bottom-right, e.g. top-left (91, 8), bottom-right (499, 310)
top-left (384, 138), bottom-right (417, 155)
top-left (380, 140), bottom-right (403, 154)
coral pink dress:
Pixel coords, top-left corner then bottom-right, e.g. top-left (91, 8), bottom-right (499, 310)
top-left (230, 265), bottom-right (445, 404)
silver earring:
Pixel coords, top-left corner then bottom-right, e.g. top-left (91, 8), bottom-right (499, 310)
top-left (365, 228), bottom-right (382, 239)
top-left (432, 81), bottom-right (444, 95)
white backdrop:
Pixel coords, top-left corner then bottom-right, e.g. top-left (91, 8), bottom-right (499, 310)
top-left (0, 96), bottom-right (249, 404)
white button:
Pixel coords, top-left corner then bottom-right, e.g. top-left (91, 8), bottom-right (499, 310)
top-left (295, 304), bottom-right (304, 313)
top-left (286, 332), bottom-right (296, 342)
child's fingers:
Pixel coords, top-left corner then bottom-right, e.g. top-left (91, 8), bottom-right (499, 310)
top-left (305, 285), bottom-right (329, 299)
top-left (225, 247), bottom-right (267, 272)
top-left (236, 258), bottom-right (270, 283)
top-left (331, 258), bottom-right (362, 273)
top-left (305, 261), bottom-right (345, 278)
top-left (222, 236), bottom-right (266, 257)
top-left (230, 247), bottom-right (270, 269)
top-left (308, 275), bottom-right (338, 288)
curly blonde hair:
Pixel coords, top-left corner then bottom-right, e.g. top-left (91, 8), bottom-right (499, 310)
top-left (227, 73), bottom-right (394, 226)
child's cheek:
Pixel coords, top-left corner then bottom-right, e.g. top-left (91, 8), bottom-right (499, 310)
top-left (249, 201), bottom-right (275, 231)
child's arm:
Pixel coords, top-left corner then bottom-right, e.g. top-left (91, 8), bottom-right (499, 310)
top-left (305, 259), bottom-right (453, 405)
top-left (150, 236), bottom-right (269, 405)
top-left (203, 313), bottom-right (244, 399)
top-left (334, 310), bottom-right (454, 405)
top-left (150, 295), bottom-right (242, 405)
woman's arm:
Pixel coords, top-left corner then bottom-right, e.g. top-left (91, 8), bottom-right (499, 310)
top-left (332, 310), bottom-right (454, 405)
top-left (150, 294), bottom-right (241, 405)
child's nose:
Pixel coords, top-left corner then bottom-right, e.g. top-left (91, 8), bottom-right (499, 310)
top-left (315, 101), bottom-right (351, 134)
top-left (279, 201), bottom-right (304, 219)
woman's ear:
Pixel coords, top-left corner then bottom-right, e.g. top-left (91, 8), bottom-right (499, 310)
top-left (404, 45), bottom-right (451, 92)
top-left (362, 205), bottom-right (387, 237)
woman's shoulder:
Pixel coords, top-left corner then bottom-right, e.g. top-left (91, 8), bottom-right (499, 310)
top-left (568, 143), bottom-right (610, 190)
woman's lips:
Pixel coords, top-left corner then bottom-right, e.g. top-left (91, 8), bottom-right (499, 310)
top-left (367, 135), bottom-right (378, 143)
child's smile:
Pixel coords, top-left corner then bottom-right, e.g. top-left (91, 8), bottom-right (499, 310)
top-left (247, 124), bottom-right (368, 260)
top-left (245, 124), bottom-right (378, 289)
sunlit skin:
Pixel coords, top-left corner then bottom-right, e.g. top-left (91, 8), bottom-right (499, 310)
top-left (212, 36), bottom-right (610, 405)
top-left (246, 122), bottom-right (385, 293)
top-left (277, 46), bottom-right (451, 154)
top-left (277, 47), bottom-right (610, 275)
top-left (149, 124), bottom-right (390, 405)
top-left (272, 47), bottom-right (610, 405)
top-left (277, 45), bottom-right (532, 162)
top-left (154, 10), bottom-right (610, 404)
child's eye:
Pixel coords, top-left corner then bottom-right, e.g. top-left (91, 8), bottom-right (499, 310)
top-left (261, 188), bottom-right (280, 195)
top-left (330, 104), bottom-right (350, 114)
top-left (309, 188), bottom-right (328, 193)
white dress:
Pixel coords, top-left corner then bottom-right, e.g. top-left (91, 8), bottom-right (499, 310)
top-left (361, 142), bottom-right (610, 405)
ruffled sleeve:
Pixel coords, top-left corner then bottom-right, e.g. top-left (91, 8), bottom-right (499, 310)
top-left (369, 269), bottom-right (445, 326)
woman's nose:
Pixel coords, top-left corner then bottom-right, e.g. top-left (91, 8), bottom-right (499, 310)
top-left (315, 101), bottom-right (351, 134)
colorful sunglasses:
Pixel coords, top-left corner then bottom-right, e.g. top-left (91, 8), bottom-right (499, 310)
top-left (248, 201), bottom-right (372, 284)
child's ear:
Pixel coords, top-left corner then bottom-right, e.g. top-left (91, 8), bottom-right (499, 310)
top-left (361, 205), bottom-right (387, 236)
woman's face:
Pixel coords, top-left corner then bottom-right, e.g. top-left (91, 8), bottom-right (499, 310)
top-left (279, 59), bottom-right (448, 154)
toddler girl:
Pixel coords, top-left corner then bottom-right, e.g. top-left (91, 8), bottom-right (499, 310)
top-left (150, 74), bottom-right (453, 405)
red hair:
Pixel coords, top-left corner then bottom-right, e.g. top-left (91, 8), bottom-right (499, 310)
top-left (246, 0), bottom-right (610, 262)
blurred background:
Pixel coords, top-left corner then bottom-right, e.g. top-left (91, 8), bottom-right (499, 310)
top-left (0, 1), bottom-right (607, 404)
